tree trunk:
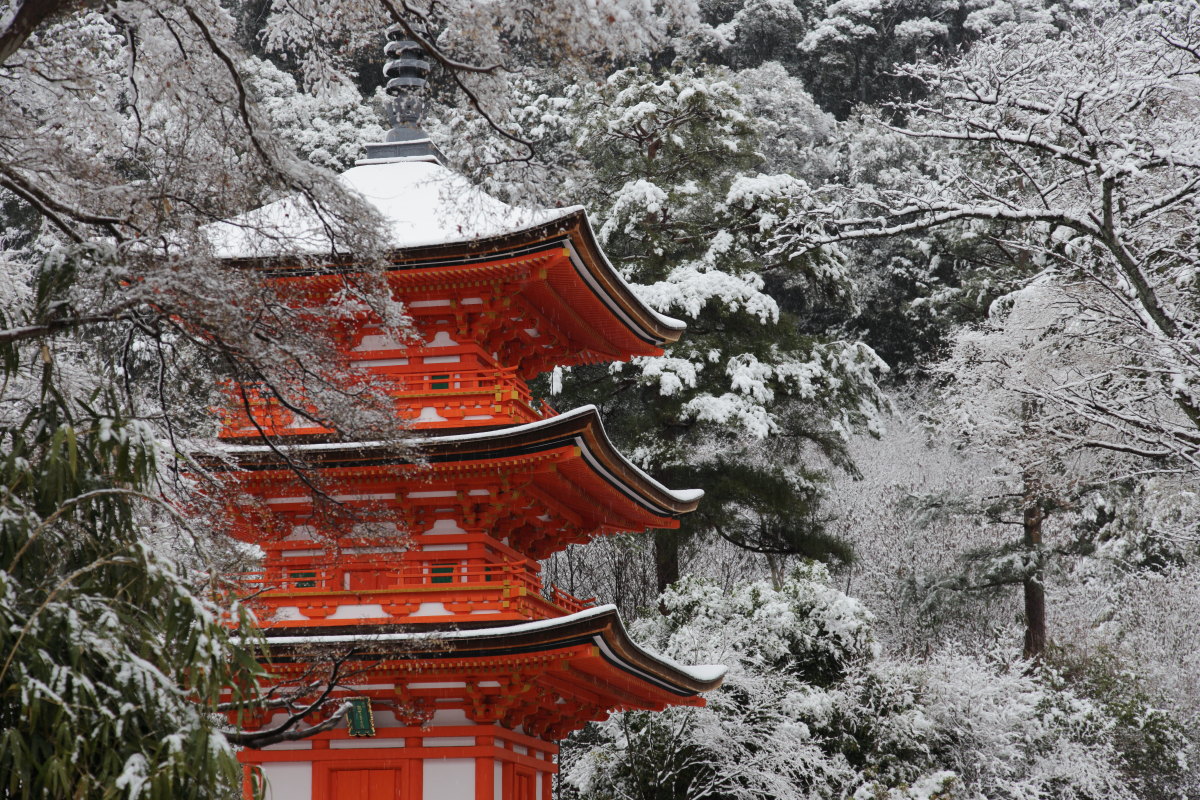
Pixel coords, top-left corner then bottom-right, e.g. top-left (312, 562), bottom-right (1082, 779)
top-left (0, 0), bottom-right (68, 66)
top-left (765, 553), bottom-right (784, 591)
top-left (1022, 501), bottom-right (1046, 661)
top-left (654, 529), bottom-right (680, 612)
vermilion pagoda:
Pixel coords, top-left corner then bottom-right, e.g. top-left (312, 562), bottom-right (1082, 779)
top-left (212, 31), bottom-right (722, 800)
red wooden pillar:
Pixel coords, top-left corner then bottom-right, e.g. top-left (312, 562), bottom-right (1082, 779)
top-left (476, 736), bottom-right (495, 800)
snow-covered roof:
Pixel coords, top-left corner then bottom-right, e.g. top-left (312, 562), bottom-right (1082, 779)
top-left (209, 159), bottom-right (578, 260)
top-left (259, 604), bottom-right (727, 692)
top-left (208, 155), bottom-right (687, 350)
top-left (217, 404), bottom-right (705, 511)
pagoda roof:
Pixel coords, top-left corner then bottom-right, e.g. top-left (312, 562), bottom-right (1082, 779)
top-left (211, 160), bottom-right (569, 258)
top-left (219, 404), bottom-right (703, 520)
top-left (260, 603), bottom-right (726, 698)
top-left (208, 159), bottom-right (685, 352)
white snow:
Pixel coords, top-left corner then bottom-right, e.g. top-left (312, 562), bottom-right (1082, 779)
top-left (209, 159), bottom-right (577, 259)
top-left (207, 158), bottom-right (687, 338)
top-left (255, 604), bottom-right (726, 684)
top-left (217, 404), bottom-right (705, 505)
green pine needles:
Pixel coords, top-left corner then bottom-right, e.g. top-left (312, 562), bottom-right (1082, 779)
top-left (545, 64), bottom-right (887, 585)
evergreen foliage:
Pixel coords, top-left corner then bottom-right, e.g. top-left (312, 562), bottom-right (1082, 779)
top-left (0, 252), bottom-right (259, 800)
top-left (540, 64), bottom-right (887, 585)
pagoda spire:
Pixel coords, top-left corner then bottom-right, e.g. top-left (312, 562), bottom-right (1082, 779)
top-left (361, 22), bottom-right (444, 164)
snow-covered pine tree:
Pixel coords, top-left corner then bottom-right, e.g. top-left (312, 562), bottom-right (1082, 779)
top-left (798, 0), bottom-right (1064, 118)
top-left (541, 64), bottom-right (887, 592)
top-left (690, 0), bottom-right (1066, 119)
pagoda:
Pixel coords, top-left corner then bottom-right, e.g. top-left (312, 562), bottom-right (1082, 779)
top-left (211, 29), bottom-right (723, 800)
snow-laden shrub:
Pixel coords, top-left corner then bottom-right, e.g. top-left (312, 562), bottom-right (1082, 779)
top-left (562, 566), bottom-right (872, 800)
top-left (560, 567), bottom-right (1186, 800)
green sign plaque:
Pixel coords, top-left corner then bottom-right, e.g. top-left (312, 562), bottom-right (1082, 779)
top-left (346, 698), bottom-right (376, 737)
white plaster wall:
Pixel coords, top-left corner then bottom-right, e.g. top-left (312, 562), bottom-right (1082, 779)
top-left (411, 602), bottom-right (450, 617)
top-left (408, 681), bottom-right (467, 689)
top-left (330, 737), bottom-right (408, 749)
top-left (327, 603), bottom-right (387, 620)
top-left (354, 333), bottom-right (407, 351)
top-left (262, 741), bottom-right (311, 751)
top-left (427, 518), bottom-right (466, 534)
top-left (424, 758), bottom-right (474, 800)
top-left (261, 762), bottom-right (312, 800)
top-left (371, 709), bottom-right (402, 727)
top-left (266, 711), bottom-right (299, 727)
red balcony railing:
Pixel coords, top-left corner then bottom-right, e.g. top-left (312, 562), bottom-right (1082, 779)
top-left (238, 560), bottom-right (542, 595)
top-left (217, 366), bottom-right (555, 437)
top-left (227, 560), bottom-right (595, 626)
top-left (548, 585), bottom-right (597, 615)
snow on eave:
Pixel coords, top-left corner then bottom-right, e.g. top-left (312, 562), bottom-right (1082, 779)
top-left (208, 158), bottom-right (684, 349)
top-left (216, 405), bottom-right (704, 513)
top-left (256, 604), bottom-right (727, 692)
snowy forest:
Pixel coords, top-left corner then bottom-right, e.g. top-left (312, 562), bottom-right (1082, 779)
top-left (1, 0), bottom-right (1198, 798)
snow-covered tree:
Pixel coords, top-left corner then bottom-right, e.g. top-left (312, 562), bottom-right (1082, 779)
top-left (821, 415), bottom-right (1024, 654)
top-left (562, 566), bottom-right (879, 800)
top-left (522, 64), bottom-right (889, 593)
top-left (793, 6), bottom-right (1200, 478)
top-left (242, 56), bottom-right (387, 172)
top-left (769, 5), bottom-right (1200, 666)
top-left (799, 0), bottom-right (1065, 117)
top-left (0, 275), bottom-right (260, 796)
top-left (561, 568), bottom-right (1188, 800)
